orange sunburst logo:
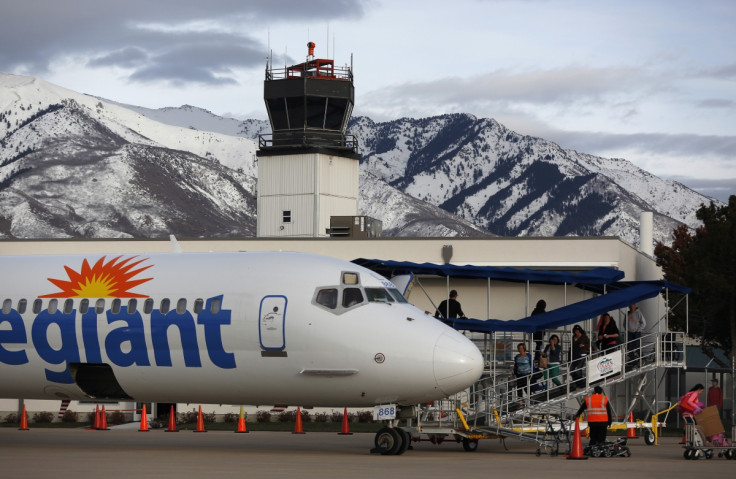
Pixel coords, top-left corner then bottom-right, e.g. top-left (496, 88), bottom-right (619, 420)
top-left (40, 256), bottom-right (153, 298)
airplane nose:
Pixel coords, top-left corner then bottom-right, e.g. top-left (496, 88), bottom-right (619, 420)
top-left (433, 331), bottom-right (484, 396)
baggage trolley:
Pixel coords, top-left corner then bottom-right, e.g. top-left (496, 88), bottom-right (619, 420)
top-left (682, 415), bottom-right (736, 460)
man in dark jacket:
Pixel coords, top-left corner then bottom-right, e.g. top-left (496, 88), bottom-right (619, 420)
top-left (434, 290), bottom-right (466, 319)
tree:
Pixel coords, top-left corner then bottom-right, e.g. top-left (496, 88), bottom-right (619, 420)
top-left (654, 196), bottom-right (736, 359)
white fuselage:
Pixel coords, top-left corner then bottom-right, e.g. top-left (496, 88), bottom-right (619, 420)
top-left (0, 251), bottom-right (483, 407)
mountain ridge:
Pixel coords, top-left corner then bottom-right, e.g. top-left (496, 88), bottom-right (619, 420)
top-left (0, 72), bottom-right (717, 244)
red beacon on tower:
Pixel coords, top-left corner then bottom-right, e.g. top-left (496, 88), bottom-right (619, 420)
top-left (278, 41), bottom-right (348, 81)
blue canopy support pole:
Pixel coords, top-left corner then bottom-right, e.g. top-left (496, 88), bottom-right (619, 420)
top-left (488, 277), bottom-right (494, 377)
top-left (446, 275), bottom-right (450, 320)
top-left (525, 280), bottom-right (530, 350)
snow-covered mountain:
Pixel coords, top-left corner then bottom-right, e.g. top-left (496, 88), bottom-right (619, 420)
top-left (0, 72), bottom-right (716, 243)
top-left (0, 73), bottom-right (485, 239)
top-left (350, 114), bottom-right (714, 246)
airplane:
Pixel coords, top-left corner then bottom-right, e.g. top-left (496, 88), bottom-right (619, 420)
top-left (0, 251), bottom-right (483, 453)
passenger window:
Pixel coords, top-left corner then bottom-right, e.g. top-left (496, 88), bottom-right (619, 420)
top-left (128, 299), bottom-right (137, 314)
top-left (342, 272), bottom-right (359, 285)
top-left (48, 299), bottom-right (58, 314)
top-left (342, 288), bottom-right (364, 308)
top-left (2, 299), bottom-right (11, 315)
top-left (33, 299), bottom-right (42, 314)
top-left (316, 289), bottom-right (338, 309)
top-left (160, 298), bottom-right (170, 314)
top-left (63, 299), bottom-right (74, 314)
top-left (210, 297), bottom-right (221, 314)
top-left (95, 299), bottom-right (105, 314)
top-left (80, 299), bottom-right (89, 314)
top-left (365, 288), bottom-right (394, 303)
top-left (144, 298), bottom-right (154, 314)
top-left (194, 298), bottom-right (204, 314)
top-left (111, 299), bottom-right (121, 314)
top-left (18, 299), bottom-right (27, 314)
top-left (176, 298), bottom-right (187, 314)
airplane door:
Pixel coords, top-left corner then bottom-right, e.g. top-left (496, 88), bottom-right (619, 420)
top-left (259, 295), bottom-right (287, 351)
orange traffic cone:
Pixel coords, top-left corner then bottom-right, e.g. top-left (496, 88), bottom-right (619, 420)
top-left (93, 404), bottom-right (101, 430)
top-left (293, 407), bottom-right (305, 434)
top-left (18, 404), bottom-right (29, 431)
top-left (338, 408), bottom-right (352, 435)
top-left (139, 404), bottom-right (149, 432)
top-left (194, 405), bottom-right (207, 432)
top-left (235, 405), bottom-right (249, 433)
top-left (99, 406), bottom-right (109, 430)
top-left (166, 405), bottom-right (178, 432)
top-left (566, 417), bottom-right (588, 460)
top-left (627, 412), bottom-right (637, 439)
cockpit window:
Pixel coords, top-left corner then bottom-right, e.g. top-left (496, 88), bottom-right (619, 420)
top-left (365, 288), bottom-right (395, 303)
top-left (342, 272), bottom-right (359, 285)
top-left (342, 288), bottom-right (364, 308)
top-left (316, 288), bottom-right (338, 309)
top-left (388, 288), bottom-right (409, 303)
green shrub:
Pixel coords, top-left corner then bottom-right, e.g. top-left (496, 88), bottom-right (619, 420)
top-left (357, 410), bottom-right (374, 423)
top-left (61, 410), bottom-right (78, 422)
top-left (32, 411), bottom-right (54, 423)
top-left (108, 411), bottom-right (126, 425)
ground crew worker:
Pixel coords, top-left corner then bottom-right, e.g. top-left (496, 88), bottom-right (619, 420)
top-left (575, 385), bottom-right (613, 446)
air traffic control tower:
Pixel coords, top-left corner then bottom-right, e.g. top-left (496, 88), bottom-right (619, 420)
top-left (256, 42), bottom-right (362, 238)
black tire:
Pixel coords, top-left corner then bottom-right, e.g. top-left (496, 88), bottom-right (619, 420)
top-left (462, 437), bottom-right (479, 452)
top-left (374, 427), bottom-right (401, 456)
top-left (684, 449), bottom-right (691, 460)
top-left (726, 449), bottom-right (734, 460)
top-left (395, 428), bottom-right (410, 456)
top-left (644, 429), bottom-right (655, 445)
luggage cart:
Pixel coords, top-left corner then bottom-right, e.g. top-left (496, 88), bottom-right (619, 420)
top-left (682, 415), bottom-right (736, 460)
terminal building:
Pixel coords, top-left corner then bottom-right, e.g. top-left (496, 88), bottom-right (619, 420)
top-left (0, 43), bottom-right (711, 435)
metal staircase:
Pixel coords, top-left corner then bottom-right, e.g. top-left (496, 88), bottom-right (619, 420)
top-left (404, 331), bottom-right (684, 453)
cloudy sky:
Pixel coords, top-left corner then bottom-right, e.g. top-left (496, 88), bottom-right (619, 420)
top-left (2, 0), bottom-right (734, 201)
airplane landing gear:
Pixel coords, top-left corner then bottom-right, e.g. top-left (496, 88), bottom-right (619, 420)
top-left (372, 427), bottom-right (410, 455)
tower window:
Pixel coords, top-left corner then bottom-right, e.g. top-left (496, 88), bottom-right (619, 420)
top-left (283, 210), bottom-right (292, 223)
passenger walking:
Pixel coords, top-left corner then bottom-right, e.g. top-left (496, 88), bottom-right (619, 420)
top-left (571, 325), bottom-right (591, 389)
top-left (513, 343), bottom-right (533, 399)
top-left (596, 313), bottom-right (619, 352)
top-left (627, 304), bottom-right (647, 362)
top-left (542, 334), bottom-right (563, 387)
top-left (531, 299), bottom-right (546, 364)
top-left (575, 386), bottom-right (613, 446)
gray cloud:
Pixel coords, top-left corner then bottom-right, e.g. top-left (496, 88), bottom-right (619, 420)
top-left (88, 48), bottom-right (149, 68)
top-left (545, 130), bottom-right (736, 159)
top-left (0, 1), bottom-right (368, 80)
top-left (666, 177), bottom-right (736, 203)
top-left (366, 66), bottom-right (650, 106)
top-left (697, 98), bottom-right (735, 109)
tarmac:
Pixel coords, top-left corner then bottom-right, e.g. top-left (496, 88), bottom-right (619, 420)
top-left (0, 427), bottom-right (733, 478)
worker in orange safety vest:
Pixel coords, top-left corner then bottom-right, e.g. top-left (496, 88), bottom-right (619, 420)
top-left (575, 385), bottom-right (613, 446)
